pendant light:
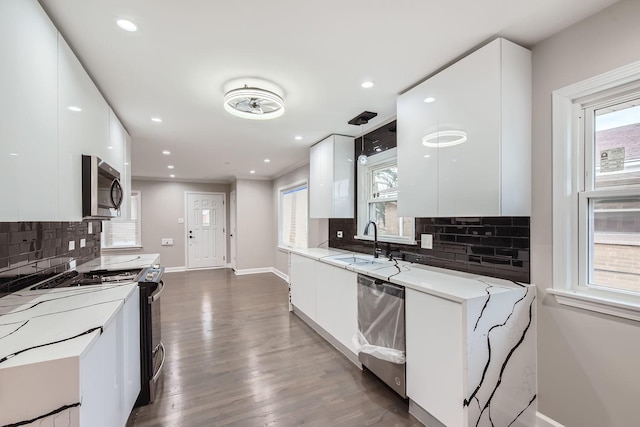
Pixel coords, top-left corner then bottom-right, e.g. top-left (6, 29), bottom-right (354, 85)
top-left (357, 124), bottom-right (368, 165)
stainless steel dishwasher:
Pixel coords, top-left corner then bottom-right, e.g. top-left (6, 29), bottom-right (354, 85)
top-left (356, 273), bottom-right (406, 398)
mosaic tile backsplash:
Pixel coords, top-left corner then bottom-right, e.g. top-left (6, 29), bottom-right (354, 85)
top-left (0, 221), bottom-right (101, 295)
top-left (329, 217), bottom-right (530, 283)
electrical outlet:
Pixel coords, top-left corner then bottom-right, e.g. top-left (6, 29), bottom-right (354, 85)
top-left (337, 231), bottom-right (343, 238)
top-left (68, 240), bottom-right (75, 251)
top-left (80, 238), bottom-right (86, 248)
top-left (87, 222), bottom-right (93, 234)
top-left (420, 234), bottom-right (433, 249)
top-left (161, 238), bottom-right (174, 246)
top-left (178, 218), bottom-right (184, 224)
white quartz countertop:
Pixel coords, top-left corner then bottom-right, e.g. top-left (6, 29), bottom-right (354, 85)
top-left (0, 283), bottom-right (137, 369)
top-left (289, 248), bottom-right (531, 302)
top-left (77, 253), bottom-right (160, 272)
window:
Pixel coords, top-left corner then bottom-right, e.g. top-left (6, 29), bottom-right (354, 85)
top-left (551, 62), bottom-right (640, 320)
top-left (356, 148), bottom-right (415, 244)
top-left (279, 183), bottom-right (308, 248)
top-left (102, 191), bottom-right (142, 249)
top-left (581, 98), bottom-right (640, 294)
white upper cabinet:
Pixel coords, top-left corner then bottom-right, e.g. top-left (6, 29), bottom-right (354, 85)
top-left (1, 0), bottom-right (129, 221)
top-left (398, 38), bottom-right (531, 218)
top-left (0, 0), bottom-right (59, 221)
top-left (309, 135), bottom-right (355, 218)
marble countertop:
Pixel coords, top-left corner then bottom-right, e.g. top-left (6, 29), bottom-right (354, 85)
top-left (289, 248), bottom-right (530, 302)
top-left (77, 253), bottom-right (160, 272)
top-left (0, 282), bottom-right (138, 369)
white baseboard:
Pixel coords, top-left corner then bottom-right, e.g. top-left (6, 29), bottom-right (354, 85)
top-left (233, 267), bottom-right (273, 276)
top-left (233, 267), bottom-right (289, 283)
top-left (537, 412), bottom-right (564, 427)
top-left (164, 266), bottom-right (186, 273)
top-left (272, 268), bottom-right (289, 283)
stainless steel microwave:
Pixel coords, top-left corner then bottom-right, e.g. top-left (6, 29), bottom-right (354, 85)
top-left (82, 155), bottom-right (123, 219)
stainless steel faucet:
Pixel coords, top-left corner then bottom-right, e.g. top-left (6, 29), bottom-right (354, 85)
top-left (364, 220), bottom-right (381, 258)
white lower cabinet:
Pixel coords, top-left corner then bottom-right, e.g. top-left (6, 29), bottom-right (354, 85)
top-left (290, 253), bottom-right (317, 321)
top-left (315, 262), bottom-right (358, 355)
top-left (79, 290), bottom-right (140, 426)
top-left (406, 289), bottom-right (464, 427)
top-left (289, 254), bottom-right (358, 359)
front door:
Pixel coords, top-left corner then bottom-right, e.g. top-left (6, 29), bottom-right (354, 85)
top-left (229, 190), bottom-right (237, 271)
top-left (186, 192), bottom-right (225, 269)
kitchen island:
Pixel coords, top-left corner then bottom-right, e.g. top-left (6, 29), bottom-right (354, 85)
top-left (0, 253), bottom-right (160, 426)
top-left (288, 247), bottom-right (537, 427)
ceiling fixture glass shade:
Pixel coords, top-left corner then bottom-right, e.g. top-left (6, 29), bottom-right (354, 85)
top-left (224, 86), bottom-right (285, 120)
top-left (422, 130), bottom-right (468, 148)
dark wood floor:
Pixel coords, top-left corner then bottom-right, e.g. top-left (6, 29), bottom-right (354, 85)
top-left (130, 269), bottom-right (420, 427)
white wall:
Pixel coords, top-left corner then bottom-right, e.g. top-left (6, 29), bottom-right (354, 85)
top-left (105, 179), bottom-right (230, 268)
top-left (531, 1), bottom-right (640, 425)
top-left (272, 163), bottom-right (329, 276)
top-left (235, 179), bottom-right (274, 270)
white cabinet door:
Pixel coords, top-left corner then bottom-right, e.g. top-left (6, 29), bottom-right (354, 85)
top-left (122, 290), bottom-right (140, 422)
top-left (406, 289), bottom-right (464, 427)
top-left (315, 263), bottom-right (358, 355)
top-left (0, 0), bottom-right (58, 221)
top-left (397, 73), bottom-right (440, 218)
top-left (309, 135), bottom-right (355, 218)
top-left (309, 137), bottom-right (333, 218)
top-left (80, 316), bottom-right (122, 427)
top-left (437, 40), bottom-right (501, 217)
top-left (289, 254), bottom-right (317, 321)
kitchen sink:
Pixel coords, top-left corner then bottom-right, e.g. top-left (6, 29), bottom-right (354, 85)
top-left (331, 256), bottom-right (383, 266)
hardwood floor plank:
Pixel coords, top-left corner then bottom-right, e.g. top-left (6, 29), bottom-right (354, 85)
top-left (130, 269), bottom-right (420, 427)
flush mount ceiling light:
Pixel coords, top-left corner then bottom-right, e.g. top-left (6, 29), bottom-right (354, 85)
top-left (422, 130), bottom-right (468, 148)
top-left (224, 86), bottom-right (284, 120)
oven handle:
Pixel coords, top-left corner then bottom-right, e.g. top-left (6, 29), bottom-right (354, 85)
top-left (152, 342), bottom-right (166, 383)
top-left (148, 280), bottom-right (164, 304)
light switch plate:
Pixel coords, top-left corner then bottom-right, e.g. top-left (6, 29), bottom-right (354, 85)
top-left (178, 218), bottom-right (184, 224)
top-left (161, 238), bottom-right (174, 246)
top-left (421, 234), bottom-right (433, 249)
top-left (68, 240), bottom-right (75, 251)
top-left (337, 231), bottom-right (343, 238)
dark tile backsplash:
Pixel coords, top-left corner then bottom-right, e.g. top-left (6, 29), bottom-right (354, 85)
top-left (329, 217), bottom-right (530, 283)
top-left (0, 221), bottom-right (102, 295)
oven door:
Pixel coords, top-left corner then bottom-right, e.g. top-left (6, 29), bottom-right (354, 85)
top-left (148, 280), bottom-right (165, 402)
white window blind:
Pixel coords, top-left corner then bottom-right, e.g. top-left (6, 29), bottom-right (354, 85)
top-left (102, 191), bottom-right (142, 249)
top-left (280, 184), bottom-right (308, 248)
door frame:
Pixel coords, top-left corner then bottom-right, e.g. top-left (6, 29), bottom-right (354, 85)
top-left (229, 190), bottom-right (237, 271)
top-left (184, 191), bottom-right (227, 270)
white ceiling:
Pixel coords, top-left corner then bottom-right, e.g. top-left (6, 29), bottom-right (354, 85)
top-left (39, 0), bottom-right (618, 183)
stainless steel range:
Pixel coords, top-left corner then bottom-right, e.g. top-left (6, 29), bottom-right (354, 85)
top-left (29, 265), bottom-right (166, 407)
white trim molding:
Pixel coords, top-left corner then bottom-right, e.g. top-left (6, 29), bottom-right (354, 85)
top-left (536, 412), bottom-right (565, 427)
top-left (272, 268), bottom-right (289, 283)
top-left (164, 266), bottom-right (186, 273)
top-left (233, 267), bottom-right (289, 283)
top-left (551, 59), bottom-right (640, 320)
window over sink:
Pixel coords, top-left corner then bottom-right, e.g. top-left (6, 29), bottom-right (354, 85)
top-left (356, 148), bottom-right (416, 244)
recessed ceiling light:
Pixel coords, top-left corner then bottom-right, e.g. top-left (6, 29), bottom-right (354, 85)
top-left (151, 117), bottom-right (162, 123)
top-left (168, 165), bottom-right (175, 169)
top-left (67, 106), bottom-right (82, 112)
top-left (169, 174), bottom-right (175, 178)
top-left (162, 150), bottom-right (171, 155)
top-left (9, 153), bottom-right (19, 156)
top-left (361, 81), bottom-right (375, 89)
top-left (249, 170), bottom-right (256, 174)
top-left (264, 159), bottom-right (271, 163)
top-left (116, 19), bottom-right (137, 32)
top-left (124, 162), bottom-right (129, 165)
top-left (107, 146), bottom-right (113, 150)
top-left (294, 136), bottom-right (303, 141)
top-left (424, 154), bottom-right (431, 158)
top-left (424, 97), bottom-right (436, 103)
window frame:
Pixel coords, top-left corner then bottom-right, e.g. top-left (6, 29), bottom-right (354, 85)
top-left (355, 148), bottom-right (416, 245)
top-left (278, 180), bottom-right (309, 250)
top-left (550, 60), bottom-right (640, 321)
top-left (101, 190), bottom-right (142, 250)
